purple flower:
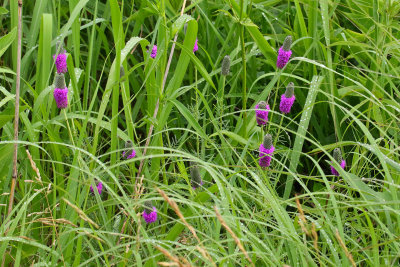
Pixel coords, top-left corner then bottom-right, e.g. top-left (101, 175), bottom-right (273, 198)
top-left (330, 160), bottom-right (346, 176)
top-left (123, 140), bottom-right (136, 159)
top-left (255, 101), bottom-right (270, 126)
top-left (277, 36), bottom-right (292, 69)
top-left (190, 162), bottom-right (203, 190)
top-left (259, 134), bottom-right (274, 167)
top-left (53, 52), bottom-right (67, 74)
top-left (330, 148), bottom-right (346, 176)
top-left (143, 201), bottom-right (157, 224)
top-left (193, 39), bottom-right (198, 53)
top-left (280, 82), bottom-right (295, 114)
top-left (90, 182), bottom-right (103, 195)
top-left (53, 73), bottom-right (68, 109)
top-left (149, 45), bottom-right (157, 58)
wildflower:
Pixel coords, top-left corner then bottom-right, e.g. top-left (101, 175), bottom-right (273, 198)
top-left (90, 182), bottom-right (103, 195)
top-left (122, 140), bottom-right (136, 159)
top-left (149, 45), bottom-right (157, 58)
top-left (53, 41), bottom-right (67, 74)
top-left (143, 200), bottom-right (157, 224)
top-left (330, 148), bottom-right (346, 176)
top-left (193, 39), bottom-right (198, 53)
top-left (221, 55), bottom-right (230, 76)
top-left (53, 73), bottom-right (68, 109)
top-left (277, 35), bottom-right (292, 69)
top-left (259, 134), bottom-right (274, 167)
top-left (190, 162), bottom-right (203, 189)
top-left (280, 82), bottom-right (295, 114)
top-left (255, 101), bottom-right (270, 126)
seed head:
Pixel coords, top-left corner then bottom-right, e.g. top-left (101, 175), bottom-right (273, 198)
top-left (221, 55), bottom-right (231, 76)
top-left (263, 134), bottom-right (273, 149)
top-left (54, 73), bottom-right (66, 89)
top-left (283, 35), bottom-right (292, 51)
top-left (333, 148), bottom-right (342, 163)
top-left (284, 82), bottom-right (294, 98)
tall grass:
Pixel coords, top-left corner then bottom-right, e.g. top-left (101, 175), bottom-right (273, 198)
top-left (0, 0), bottom-right (399, 266)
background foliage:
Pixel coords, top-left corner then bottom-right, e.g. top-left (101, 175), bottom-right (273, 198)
top-left (0, 0), bottom-right (400, 266)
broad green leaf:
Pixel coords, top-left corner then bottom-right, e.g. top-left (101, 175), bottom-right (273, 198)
top-left (0, 27), bottom-right (17, 58)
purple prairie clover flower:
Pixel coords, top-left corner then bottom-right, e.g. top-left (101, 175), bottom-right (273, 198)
top-left (53, 73), bottom-right (68, 109)
top-left (53, 42), bottom-right (67, 74)
top-left (277, 36), bottom-right (293, 69)
top-left (143, 201), bottom-right (157, 224)
top-left (149, 45), bottom-right (157, 58)
top-left (255, 101), bottom-right (270, 126)
top-left (90, 182), bottom-right (103, 195)
top-left (280, 82), bottom-right (295, 114)
top-left (330, 148), bottom-right (346, 176)
top-left (123, 140), bottom-right (136, 159)
top-left (190, 162), bottom-right (203, 190)
top-left (259, 134), bottom-right (274, 168)
top-left (193, 39), bottom-right (198, 53)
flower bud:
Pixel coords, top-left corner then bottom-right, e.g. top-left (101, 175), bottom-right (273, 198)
top-left (263, 134), bottom-right (273, 150)
top-left (221, 55), bottom-right (231, 76)
top-left (284, 82), bottom-right (294, 98)
top-left (283, 35), bottom-right (292, 51)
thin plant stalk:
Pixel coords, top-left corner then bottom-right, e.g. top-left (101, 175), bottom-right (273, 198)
top-left (137, 0), bottom-right (188, 177)
top-left (8, 0), bottom-right (23, 216)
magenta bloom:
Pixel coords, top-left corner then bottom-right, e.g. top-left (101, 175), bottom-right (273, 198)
top-left (122, 149), bottom-right (136, 159)
top-left (90, 182), bottom-right (103, 195)
top-left (259, 134), bottom-right (274, 167)
top-left (149, 45), bottom-right (157, 58)
top-left (330, 160), bottom-right (346, 176)
top-left (277, 36), bottom-right (293, 69)
top-left (143, 202), bottom-right (157, 224)
top-left (193, 39), bottom-right (198, 53)
top-left (53, 52), bottom-right (67, 74)
top-left (280, 94), bottom-right (295, 113)
top-left (330, 148), bottom-right (346, 176)
top-left (255, 101), bottom-right (270, 126)
top-left (54, 88), bottom-right (68, 109)
top-left (53, 73), bottom-right (68, 109)
top-left (123, 140), bottom-right (136, 159)
top-left (259, 143), bottom-right (275, 167)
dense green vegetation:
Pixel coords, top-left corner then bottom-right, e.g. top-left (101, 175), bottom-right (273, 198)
top-left (1, 0), bottom-right (400, 266)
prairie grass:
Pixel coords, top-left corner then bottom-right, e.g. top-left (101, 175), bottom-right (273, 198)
top-left (0, 0), bottom-right (400, 266)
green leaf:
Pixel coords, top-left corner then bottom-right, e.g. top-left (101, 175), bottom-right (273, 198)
top-left (283, 76), bottom-right (323, 200)
top-left (171, 14), bottom-right (194, 36)
top-left (0, 7), bottom-right (8, 15)
top-left (170, 99), bottom-right (208, 140)
top-left (0, 27), bottom-right (17, 58)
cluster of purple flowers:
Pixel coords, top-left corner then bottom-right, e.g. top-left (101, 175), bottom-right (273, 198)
top-left (254, 36), bottom-right (345, 176)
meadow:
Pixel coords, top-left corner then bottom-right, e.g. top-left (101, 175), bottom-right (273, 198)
top-left (1, 0), bottom-right (400, 266)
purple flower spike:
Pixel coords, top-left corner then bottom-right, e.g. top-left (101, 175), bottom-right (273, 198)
top-left (90, 182), bottom-right (103, 195)
top-left (330, 160), bottom-right (346, 176)
top-left (330, 148), bottom-right (346, 176)
top-left (259, 134), bottom-right (274, 168)
top-left (280, 82), bottom-right (295, 114)
top-left (277, 36), bottom-right (292, 69)
top-left (53, 73), bottom-right (68, 109)
top-left (255, 101), bottom-right (270, 126)
top-left (193, 39), bottom-right (198, 53)
top-left (53, 53), bottom-right (67, 74)
top-left (150, 45), bottom-right (157, 58)
top-left (143, 201), bottom-right (157, 224)
top-left (123, 140), bottom-right (136, 159)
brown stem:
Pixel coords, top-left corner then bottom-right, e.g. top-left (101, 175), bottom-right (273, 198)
top-left (3, 2), bottom-right (23, 266)
top-left (8, 0), bottom-right (23, 216)
top-left (137, 0), bottom-right (188, 177)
